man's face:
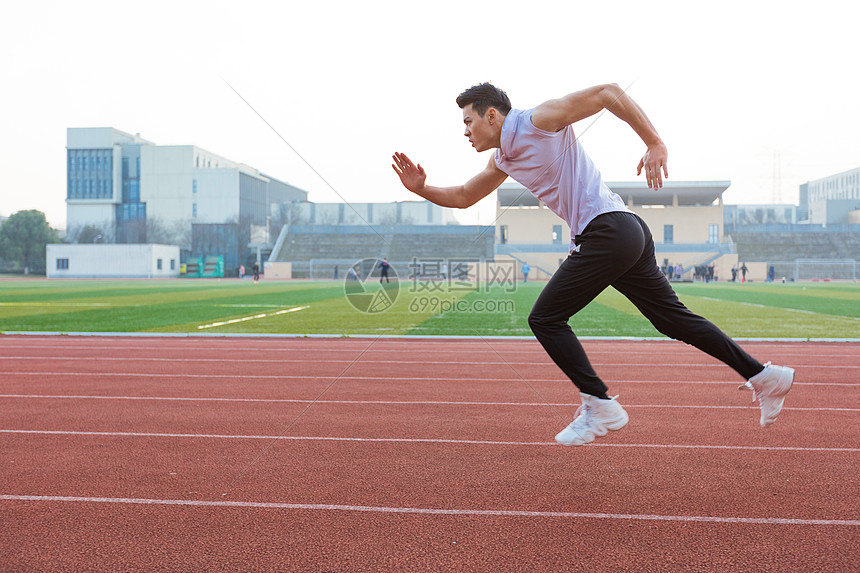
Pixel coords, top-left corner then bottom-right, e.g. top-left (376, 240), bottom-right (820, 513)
top-left (462, 104), bottom-right (496, 152)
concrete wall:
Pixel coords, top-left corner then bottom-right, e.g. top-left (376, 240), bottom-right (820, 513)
top-left (65, 203), bottom-right (117, 241)
top-left (264, 261), bottom-right (292, 280)
top-left (809, 198), bottom-right (860, 225)
top-left (195, 168), bottom-right (240, 223)
top-left (496, 207), bottom-right (570, 245)
top-left (46, 244), bottom-right (180, 278)
top-left (141, 146), bottom-right (195, 227)
top-left (631, 205), bottom-right (722, 244)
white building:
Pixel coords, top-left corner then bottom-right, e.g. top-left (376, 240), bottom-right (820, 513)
top-left (290, 200), bottom-right (459, 226)
top-left (66, 127), bottom-right (307, 272)
top-left (46, 244), bottom-right (180, 279)
top-left (800, 167), bottom-right (860, 224)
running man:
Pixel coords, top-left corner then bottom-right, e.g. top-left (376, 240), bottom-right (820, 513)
top-left (392, 82), bottom-right (794, 446)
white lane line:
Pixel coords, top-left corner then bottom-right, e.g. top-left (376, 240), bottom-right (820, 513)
top-left (2, 334), bottom-right (858, 344)
top-left (1, 495), bottom-right (856, 526)
top-left (0, 302), bottom-right (122, 307)
top-left (196, 306), bottom-right (309, 330)
top-left (1, 343), bottom-right (858, 359)
top-left (213, 304), bottom-right (285, 308)
top-left (1, 395), bottom-right (857, 412)
top-left (1, 355), bottom-right (857, 368)
top-left (2, 430), bottom-right (858, 452)
top-left (2, 371), bottom-right (856, 386)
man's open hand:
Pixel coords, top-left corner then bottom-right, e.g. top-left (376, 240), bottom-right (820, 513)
top-left (392, 152), bottom-right (426, 193)
top-left (637, 142), bottom-right (669, 190)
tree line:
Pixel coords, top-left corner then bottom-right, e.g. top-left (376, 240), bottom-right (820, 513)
top-left (0, 210), bottom-right (59, 275)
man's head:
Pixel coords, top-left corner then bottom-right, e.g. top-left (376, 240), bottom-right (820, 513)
top-left (456, 83), bottom-right (511, 152)
top-left (456, 83), bottom-right (512, 117)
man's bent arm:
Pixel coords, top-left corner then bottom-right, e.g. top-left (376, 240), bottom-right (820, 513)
top-left (531, 84), bottom-right (669, 188)
top-left (392, 153), bottom-right (507, 209)
top-left (532, 84), bottom-right (659, 142)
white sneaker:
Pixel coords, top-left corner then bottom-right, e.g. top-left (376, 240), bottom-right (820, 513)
top-left (739, 362), bottom-right (795, 427)
top-left (555, 393), bottom-right (629, 446)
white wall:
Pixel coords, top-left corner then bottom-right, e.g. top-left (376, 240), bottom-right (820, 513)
top-left (141, 146), bottom-right (195, 226)
top-left (195, 168), bottom-right (240, 222)
top-left (46, 244), bottom-right (180, 278)
top-left (65, 203), bottom-right (117, 240)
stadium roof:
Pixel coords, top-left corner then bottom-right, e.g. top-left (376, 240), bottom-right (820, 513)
top-left (498, 181), bottom-right (730, 207)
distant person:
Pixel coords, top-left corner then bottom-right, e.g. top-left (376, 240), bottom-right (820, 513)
top-left (768, 265), bottom-right (775, 282)
top-left (252, 261), bottom-right (260, 283)
top-left (379, 258), bottom-right (391, 283)
top-left (731, 266), bottom-right (738, 282)
top-left (239, 264), bottom-right (245, 280)
top-left (334, 265), bottom-right (339, 280)
top-left (392, 81), bottom-right (794, 446)
top-left (708, 264), bottom-right (715, 283)
top-left (741, 263), bottom-right (748, 283)
top-left (347, 267), bottom-right (358, 281)
top-left (522, 262), bottom-right (531, 283)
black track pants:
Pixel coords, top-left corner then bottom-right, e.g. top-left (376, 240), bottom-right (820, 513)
top-left (527, 211), bottom-right (764, 397)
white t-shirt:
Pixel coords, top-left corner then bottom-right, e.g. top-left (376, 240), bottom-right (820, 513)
top-left (494, 108), bottom-right (629, 250)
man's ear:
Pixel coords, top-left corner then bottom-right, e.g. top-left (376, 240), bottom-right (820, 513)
top-left (487, 108), bottom-right (497, 125)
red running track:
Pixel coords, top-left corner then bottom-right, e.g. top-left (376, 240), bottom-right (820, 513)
top-left (1, 335), bottom-right (858, 571)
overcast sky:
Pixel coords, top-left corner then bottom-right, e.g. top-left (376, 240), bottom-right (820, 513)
top-left (1, 0), bottom-right (858, 229)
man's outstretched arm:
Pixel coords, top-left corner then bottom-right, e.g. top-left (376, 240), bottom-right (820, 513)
top-left (392, 152), bottom-right (507, 209)
top-left (530, 84), bottom-right (669, 189)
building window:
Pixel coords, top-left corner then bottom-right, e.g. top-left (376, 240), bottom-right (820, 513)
top-left (500, 225), bottom-right (508, 244)
top-left (663, 224), bottom-right (674, 244)
top-left (170, 259), bottom-right (176, 270)
top-left (157, 259), bottom-right (163, 270)
top-left (552, 225), bottom-right (562, 244)
top-left (193, 179), bottom-right (197, 194)
top-left (708, 224), bottom-right (719, 244)
top-left (67, 149), bottom-right (113, 199)
top-left (193, 203), bottom-right (197, 218)
top-left (56, 258), bottom-right (69, 270)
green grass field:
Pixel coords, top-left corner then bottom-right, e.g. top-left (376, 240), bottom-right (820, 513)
top-left (0, 278), bottom-right (858, 339)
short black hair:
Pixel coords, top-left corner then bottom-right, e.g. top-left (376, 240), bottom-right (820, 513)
top-left (456, 82), bottom-right (511, 117)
